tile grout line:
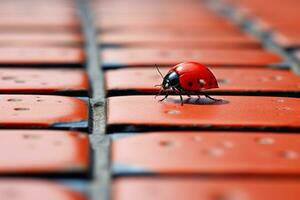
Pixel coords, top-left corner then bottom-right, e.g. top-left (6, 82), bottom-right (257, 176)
top-left (76, 0), bottom-right (111, 200)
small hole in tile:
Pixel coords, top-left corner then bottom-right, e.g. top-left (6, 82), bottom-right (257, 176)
top-left (7, 98), bottom-right (22, 102)
top-left (256, 137), bottom-right (274, 145)
top-left (279, 150), bottom-right (298, 159)
top-left (205, 147), bottom-right (224, 157)
top-left (14, 107), bottom-right (30, 111)
top-left (165, 110), bottom-right (180, 115)
top-left (280, 106), bottom-right (292, 111)
top-left (22, 134), bottom-right (40, 139)
top-left (271, 75), bottom-right (283, 81)
top-left (14, 80), bottom-right (26, 84)
top-left (159, 140), bottom-right (177, 148)
top-left (1, 76), bottom-right (15, 80)
top-left (213, 190), bottom-right (248, 200)
top-left (217, 79), bottom-right (229, 84)
top-left (77, 134), bottom-right (87, 139)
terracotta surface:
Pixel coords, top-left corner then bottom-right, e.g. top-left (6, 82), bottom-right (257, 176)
top-left (0, 32), bottom-right (83, 46)
top-left (0, 15), bottom-right (80, 29)
top-left (113, 132), bottom-right (300, 174)
top-left (99, 28), bottom-right (246, 37)
top-left (0, 179), bottom-right (87, 200)
top-left (273, 30), bottom-right (300, 49)
top-left (0, 95), bottom-right (87, 128)
top-left (98, 20), bottom-right (242, 30)
top-left (105, 67), bottom-right (300, 93)
top-left (95, 2), bottom-right (245, 32)
top-left (99, 23), bottom-right (244, 34)
top-left (99, 33), bottom-right (261, 49)
top-left (107, 95), bottom-right (300, 129)
top-left (226, 0), bottom-right (300, 48)
top-left (0, 47), bottom-right (84, 65)
top-left (102, 48), bottom-right (282, 67)
top-left (94, 3), bottom-right (232, 16)
top-left (113, 177), bottom-right (300, 200)
top-left (0, 68), bottom-right (88, 93)
top-left (0, 130), bottom-right (89, 174)
top-left (97, 14), bottom-right (233, 26)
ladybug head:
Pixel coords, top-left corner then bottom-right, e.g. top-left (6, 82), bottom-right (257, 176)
top-left (162, 71), bottom-right (179, 89)
top-left (156, 66), bottom-right (180, 90)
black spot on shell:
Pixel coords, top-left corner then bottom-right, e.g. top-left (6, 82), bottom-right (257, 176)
top-left (188, 82), bottom-right (193, 86)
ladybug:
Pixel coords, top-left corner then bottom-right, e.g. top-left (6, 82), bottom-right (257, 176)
top-left (155, 61), bottom-right (220, 105)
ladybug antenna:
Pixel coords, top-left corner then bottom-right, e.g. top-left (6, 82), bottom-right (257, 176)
top-left (155, 64), bottom-right (164, 79)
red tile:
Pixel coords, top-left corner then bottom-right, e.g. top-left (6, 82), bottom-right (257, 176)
top-left (225, 0), bottom-right (300, 36)
top-left (0, 130), bottom-right (89, 174)
top-left (108, 96), bottom-right (300, 129)
top-left (0, 179), bottom-right (87, 200)
top-left (95, 4), bottom-right (229, 16)
top-left (0, 32), bottom-right (83, 46)
top-left (100, 28), bottom-right (246, 37)
top-left (113, 132), bottom-right (300, 175)
top-left (98, 21), bottom-right (245, 33)
top-left (100, 33), bottom-right (261, 49)
top-left (0, 95), bottom-right (87, 128)
top-left (99, 23), bottom-right (244, 34)
top-left (98, 19), bottom-right (241, 30)
top-left (102, 48), bottom-right (282, 67)
top-left (0, 68), bottom-right (88, 93)
top-left (95, 1), bottom-right (220, 11)
top-left (0, 15), bottom-right (80, 29)
top-left (114, 177), bottom-right (300, 200)
top-left (98, 14), bottom-right (230, 26)
top-left (0, 47), bottom-right (84, 65)
top-left (105, 67), bottom-right (300, 93)
top-left (273, 30), bottom-right (300, 49)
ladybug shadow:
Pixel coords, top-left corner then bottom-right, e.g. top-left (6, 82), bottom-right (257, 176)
top-left (167, 97), bottom-right (229, 105)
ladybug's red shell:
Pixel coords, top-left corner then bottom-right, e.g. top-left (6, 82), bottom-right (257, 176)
top-left (171, 62), bottom-right (219, 91)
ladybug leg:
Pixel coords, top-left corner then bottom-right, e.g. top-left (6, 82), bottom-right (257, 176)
top-left (172, 87), bottom-right (184, 105)
top-left (178, 90), bottom-right (184, 105)
top-left (177, 93), bottom-right (183, 106)
top-left (159, 92), bottom-right (169, 102)
top-left (189, 91), bottom-right (201, 102)
top-left (205, 94), bottom-right (221, 101)
top-left (155, 88), bottom-right (164, 99)
top-left (196, 94), bottom-right (201, 102)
